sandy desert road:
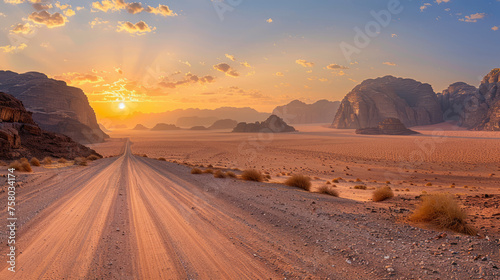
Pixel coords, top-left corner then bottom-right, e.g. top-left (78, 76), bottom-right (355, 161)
top-left (0, 140), bottom-right (499, 279)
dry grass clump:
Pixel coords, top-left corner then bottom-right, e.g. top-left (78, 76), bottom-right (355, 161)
top-left (74, 157), bottom-right (88, 166)
top-left (214, 170), bottom-right (227, 178)
top-left (226, 171), bottom-right (237, 178)
top-left (285, 174), bottom-right (312, 191)
top-left (316, 185), bottom-right (339, 197)
top-left (58, 158), bottom-right (67, 163)
top-left (42, 157), bottom-right (52, 165)
top-left (203, 169), bottom-right (214, 174)
top-left (158, 157), bottom-right (167, 161)
top-left (372, 186), bottom-right (394, 202)
top-left (353, 185), bottom-right (367, 190)
top-left (30, 157), bottom-right (41, 167)
top-left (87, 154), bottom-right (101, 161)
top-left (9, 160), bottom-right (32, 172)
top-left (0, 160), bottom-right (7, 166)
top-left (191, 168), bottom-right (203, 174)
top-left (241, 169), bottom-right (264, 182)
top-left (409, 193), bottom-right (476, 235)
top-left (425, 182), bottom-right (432, 187)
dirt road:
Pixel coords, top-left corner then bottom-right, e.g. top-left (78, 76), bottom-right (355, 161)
top-left (0, 140), bottom-right (498, 279)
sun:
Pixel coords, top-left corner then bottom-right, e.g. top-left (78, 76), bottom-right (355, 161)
top-left (118, 102), bottom-right (126, 110)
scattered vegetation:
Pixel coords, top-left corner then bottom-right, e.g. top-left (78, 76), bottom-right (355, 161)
top-left (58, 158), bottom-right (67, 163)
top-left (226, 171), bottom-right (237, 178)
top-left (74, 157), bottom-right (88, 166)
top-left (87, 154), bottom-right (101, 161)
top-left (372, 186), bottom-right (394, 202)
top-left (9, 160), bottom-right (32, 172)
top-left (214, 170), bottom-right (227, 178)
top-left (284, 174), bottom-right (312, 191)
top-left (158, 157), bottom-right (167, 161)
top-left (0, 160), bottom-right (7, 166)
top-left (191, 168), bottom-right (203, 174)
top-left (425, 182), bottom-right (433, 187)
top-left (42, 157), bottom-right (52, 165)
top-left (316, 185), bottom-right (339, 197)
top-left (30, 157), bottom-right (41, 167)
top-left (353, 185), bottom-right (367, 190)
top-left (385, 181), bottom-right (391, 184)
top-left (409, 193), bottom-right (476, 235)
top-left (241, 169), bottom-right (264, 182)
top-left (203, 169), bottom-right (214, 174)
top-left (355, 178), bottom-right (362, 182)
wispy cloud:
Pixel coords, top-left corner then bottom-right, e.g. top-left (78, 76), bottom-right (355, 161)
top-left (460, 13), bottom-right (486, 23)
top-left (296, 59), bottom-right (314, 68)
top-left (117, 21), bottom-right (155, 35)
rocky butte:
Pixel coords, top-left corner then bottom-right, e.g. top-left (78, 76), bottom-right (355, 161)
top-left (0, 92), bottom-right (100, 160)
top-left (233, 115), bottom-right (296, 133)
top-left (355, 118), bottom-right (420, 135)
top-left (331, 76), bottom-right (443, 129)
top-left (0, 71), bottom-right (108, 144)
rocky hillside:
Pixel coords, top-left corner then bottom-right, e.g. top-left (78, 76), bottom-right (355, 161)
top-left (355, 118), bottom-right (419, 135)
top-left (233, 115), bottom-right (296, 133)
top-left (273, 100), bottom-right (340, 124)
top-left (437, 82), bottom-right (478, 127)
top-left (151, 123), bottom-right (181, 131)
top-left (332, 76), bottom-right (443, 129)
top-left (133, 124), bottom-right (149, 130)
top-left (473, 69), bottom-right (500, 130)
top-left (208, 119), bottom-right (238, 129)
top-left (0, 71), bottom-right (108, 144)
top-left (0, 92), bottom-right (100, 160)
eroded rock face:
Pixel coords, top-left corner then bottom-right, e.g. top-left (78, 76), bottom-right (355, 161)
top-left (0, 92), bottom-right (100, 160)
top-left (332, 76), bottom-right (443, 129)
top-left (473, 69), bottom-right (500, 131)
top-left (151, 123), bottom-right (181, 131)
top-left (208, 119), bottom-right (238, 129)
top-left (0, 71), bottom-right (108, 144)
top-left (133, 124), bottom-right (149, 130)
top-left (356, 118), bottom-right (419, 135)
top-left (437, 82), bottom-right (479, 127)
top-left (272, 100), bottom-right (340, 124)
top-left (233, 115), bottom-right (296, 133)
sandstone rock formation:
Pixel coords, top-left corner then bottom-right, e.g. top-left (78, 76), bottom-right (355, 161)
top-left (355, 118), bottom-right (419, 135)
top-left (273, 100), bottom-right (340, 124)
top-left (233, 115), bottom-right (296, 133)
top-left (437, 82), bottom-right (479, 127)
top-left (151, 123), bottom-right (181, 131)
top-left (473, 69), bottom-right (500, 130)
top-left (133, 124), bottom-right (149, 130)
top-left (332, 76), bottom-right (443, 129)
top-left (190, 126), bottom-right (209, 130)
top-left (208, 119), bottom-right (238, 130)
top-left (0, 92), bottom-right (101, 160)
top-left (0, 71), bottom-right (108, 144)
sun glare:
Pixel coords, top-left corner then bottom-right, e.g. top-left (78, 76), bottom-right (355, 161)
top-left (118, 102), bottom-right (126, 110)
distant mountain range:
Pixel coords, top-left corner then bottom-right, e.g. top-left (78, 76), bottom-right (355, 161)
top-left (0, 71), bottom-right (108, 144)
top-left (272, 100), bottom-right (340, 124)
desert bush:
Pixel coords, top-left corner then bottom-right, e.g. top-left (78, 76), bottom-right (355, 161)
top-left (425, 182), bottom-right (432, 187)
top-left (353, 185), bottom-right (367, 190)
top-left (30, 157), bottom-right (41, 166)
top-left (158, 157), bottom-right (167, 161)
top-left (191, 168), bottom-right (203, 174)
top-left (317, 185), bottom-right (339, 197)
top-left (241, 169), bottom-right (264, 182)
top-left (326, 181), bottom-right (331, 185)
top-left (285, 174), bottom-right (312, 191)
top-left (409, 193), bottom-right (476, 235)
top-left (372, 186), bottom-right (394, 202)
top-left (87, 154), bottom-right (101, 161)
top-left (226, 171), bottom-right (237, 178)
top-left (203, 169), bottom-right (214, 174)
top-left (385, 181), bottom-right (391, 184)
top-left (355, 178), bottom-right (362, 182)
top-left (20, 157), bottom-right (28, 163)
top-left (214, 170), bottom-right (227, 178)
top-left (74, 157), bottom-right (88, 166)
top-left (9, 160), bottom-right (32, 172)
top-left (42, 157), bottom-right (52, 165)
top-left (0, 160), bottom-right (7, 166)
top-left (142, 154), bottom-right (148, 158)
top-left (58, 158), bottom-right (67, 163)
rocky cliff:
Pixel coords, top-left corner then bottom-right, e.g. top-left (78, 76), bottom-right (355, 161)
top-left (233, 115), bottom-right (296, 133)
top-left (151, 123), bottom-right (181, 131)
top-left (0, 92), bottom-right (100, 160)
top-left (355, 118), bottom-right (419, 135)
top-left (437, 82), bottom-right (479, 127)
top-left (332, 76), bottom-right (443, 129)
top-left (208, 119), bottom-right (238, 130)
top-left (272, 100), bottom-right (340, 124)
top-left (0, 71), bottom-right (108, 144)
top-left (473, 69), bottom-right (500, 130)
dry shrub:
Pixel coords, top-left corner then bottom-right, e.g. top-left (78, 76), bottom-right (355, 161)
top-left (158, 157), bottom-right (167, 161)
top-left (74, 157), bottom-right (88, 166)
top-left (0, 160), bottom-right (7, 166)
top-left (326, 181), bottom-right (331, 185)
top-left (353, 185), bottom-right (367, 190)
top-left (191, 168), bottom-right (203, 174)
top-left (203, 169), bottom-right (214, 174)
top-left (42, 157), bottom-right (52, 165)
top-left (372, 186), bottom-right (394, 202)
top-left (285, 174), bottom-right (312, 191)
top-left (355, 178), bottom-right (362, 182)
top-left (142, 154), bottom-right (148, 158)
top-left (87, 154), bottom-right (101, 161)
top-left (214, 170), bottom-right (227, 178)
top-left (58, 158), bottom-right (67, 163)
top-left (317, 185), bottom-right (339, 197)
top-left (20, 157), bottom-right (28, 163)
top-left (409, 193), bottom-right (476, 235)
top-left (9, 160), bottom-right (32, 172)
top-left (425, 182), bottom-right (433, 187)
top-left (226, 171), bottom-right (237, 178)
top-left (30, 157), bottom-right (41, 166)
top-left (241, 169), bottom-right (263, 182)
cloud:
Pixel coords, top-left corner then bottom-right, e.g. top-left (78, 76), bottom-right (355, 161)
top-left (28, 11), bottom-right (67, 28)
top-left (460, 13), bottom-right (486, 23)
top-left (325, 64), bottom-right (349, 70)
top-left (213, 63), bottom-right (239, 77)
top-left (240, 61), bottom-right (252, 68)
top-left (159, 73), bottom-right (215, 89)
top-left (90, 17), bottom-right (109, 28)
top-left (436, 0), bottom-right (450, 4)
top-left (145, 4), bottom-right (176, 17)
top-left (117, 21), bottom-right (155, 35)
top-left (493, 26), bottom-right (499, 31)
top-left (275, 72), bottom-right (284, 77)
top-left (33, 3), bottom-right (53, 11)
top-left (179, 60), bottom-right (191, 67)
top-left (391, 33), bottom-right (398, 38)
top-left (225, 54), bottom-right (236, 61)
top-left (266, 18), bottom-right (273, 23)
top-left (92, 1), bottom-right (176, 16)
top-left (420, 3), bottom-right (431, 12)
top-left (0, 43), bottom-right (27, 53)
top-left (296, 59), bottom-right (314, 68)
top-left (383, 62), bottom-right (397, 66)
top-left (10, 23), bottom-right (33, 34)
top-left (54, 72), bottom-right (105, 86)
top-left (64, 9), bottom-right (76, 17)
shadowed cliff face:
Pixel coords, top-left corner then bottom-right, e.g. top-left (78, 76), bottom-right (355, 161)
top-left (272, 100), bottom-right (340, 124)
top-left (331, 76), bottom-right (444, 129)
top-left (233, 115), bottom-right (296, 133)
top-left (474, 69), bottom-right (500, 131)
top-left (0, 71), bottom-right (108, 144)
top-left (0, 92), bottom-right (100, 160)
